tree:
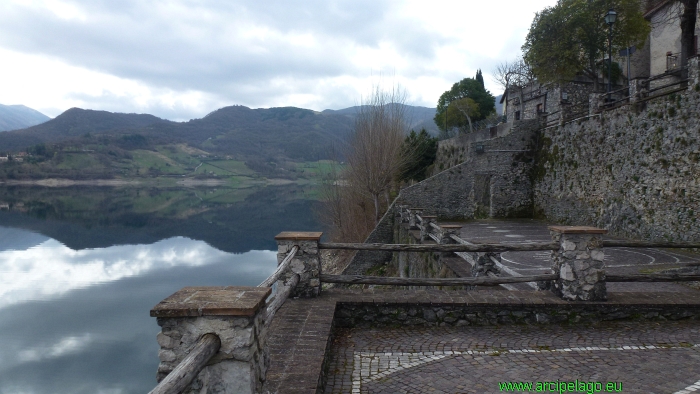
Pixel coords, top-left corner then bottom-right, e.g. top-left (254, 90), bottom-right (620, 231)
top-left (398, 129), bottom-right (437, 183)
top-left (493, 58), bottom-right (535, 119)
top-left (446, 98), bottom-right (480, 133)
top-left (522, 0), bottom-right (650, 90)
top-left (345, 85), bottom-right (410, 223)
top-left (475, 69), bottom-right (485, 88)
top-left (434, 73), bottom-right (496, 134)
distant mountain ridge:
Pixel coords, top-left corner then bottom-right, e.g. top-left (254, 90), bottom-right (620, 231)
top-left (0, 104), bottom-right (441, 158)
top-left (0, 104), bottom-right (51, 132)
top-left (322, 104), bottom-right (440, 135)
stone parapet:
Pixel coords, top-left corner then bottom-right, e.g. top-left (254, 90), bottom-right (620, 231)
top-left (150, 286), bottom-right (271, 393)
top-left (549, 226), bottom-right (608, 301)
top-left (689, 56), bottom-right (699, 88)
top-left (275, 232), bottom-right (322, 298)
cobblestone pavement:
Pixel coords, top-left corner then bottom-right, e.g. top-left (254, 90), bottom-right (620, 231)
top-left (324, 321), bottom-right (700, 393)
top-left (450, 219), bottom-right (700, 293)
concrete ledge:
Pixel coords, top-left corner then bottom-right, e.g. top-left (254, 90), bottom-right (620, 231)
top-left (150, 286), bottom-right (271, 317)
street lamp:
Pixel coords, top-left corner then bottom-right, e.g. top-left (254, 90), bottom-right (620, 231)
top-left (605, 8), bottom-right (617, 101)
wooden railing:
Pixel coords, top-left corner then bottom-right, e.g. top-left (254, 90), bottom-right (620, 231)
top-left (315, 207), bottom-right (700, 289)
top-left (149, 334), bottom-right (221, 394)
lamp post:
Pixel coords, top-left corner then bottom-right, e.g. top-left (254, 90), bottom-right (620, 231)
top-left (605, 8), bottom-right (617, 101)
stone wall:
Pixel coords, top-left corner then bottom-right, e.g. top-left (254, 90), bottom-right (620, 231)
top-left (399, 120), bottom-right (540, 220)
top-left (333, 301), bottom-right (700, 328)
top-left (155, 314), bottom-right (268, 393)
top-left (340, 202), bottom-right (396, 275)
top-left (533, 78), bottom-right (700, 242)
top-left (390, 223), bottom-right (460, 284)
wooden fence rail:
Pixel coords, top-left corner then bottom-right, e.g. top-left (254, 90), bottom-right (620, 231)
top-left (601, 240), bottom-right (700, 249)
top-left (148, 334), bottom-right (221, 394)
top-left (318, 242), bottom-right (559, 253)
top-left (259, 246), bottom-right (299, 287)
top-left (319, 273), bottom-right (700, 286)
top-left (320, 273), bottom-right (557, 286)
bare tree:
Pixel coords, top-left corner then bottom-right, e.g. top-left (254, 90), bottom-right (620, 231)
top-left (345, 84), bottom-right (410, 223)
top-left (493, 58), bottom-right (535, 117)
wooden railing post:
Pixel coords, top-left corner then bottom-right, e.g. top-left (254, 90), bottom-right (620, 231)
top-left (407, 208), bottom-right (424, 230)
top-left (549, 226), bottom-right (608, 301)
top-left (420, 215), bottom-right (437, 241)
top-left (275, 232), bottom-right (323, 297)
top-left (397, 205), bottom-right (410, 223)
top-left (150, 286), bottom-right (271, 393)
top-left (438, 225), bottom-right (462, 245)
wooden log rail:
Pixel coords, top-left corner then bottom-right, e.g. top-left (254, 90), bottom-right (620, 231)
top-left (319, 272), bottom-right (700, 287)
top-left (264, 274), bottom-right (299, 321)
top-left (149, 334), bottom-right (221, 394)
top-left (318, 242), bottom-right (560, 252)
top-left (320, 273), bottom-right (557, 286)
top-left (259, 245), bottom-right (299, 287)
top-left (602, 240), bottom-right (700, 249)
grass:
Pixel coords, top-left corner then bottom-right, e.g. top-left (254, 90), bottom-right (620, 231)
top-left (55, 153), bottom-right (104, 170)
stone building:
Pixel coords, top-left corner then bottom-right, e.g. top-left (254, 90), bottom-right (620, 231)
top-left (502, 0), bottom-right (699, 121)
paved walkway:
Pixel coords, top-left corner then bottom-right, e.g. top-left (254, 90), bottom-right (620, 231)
top-left (444, 219), bottom-right (700, 293)
top-left (324, 321), bottom-right (700, 393)
top-left (263, 288), bottom-right (700, 393)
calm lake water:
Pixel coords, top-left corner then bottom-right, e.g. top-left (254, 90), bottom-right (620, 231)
top-left (0, 183), bottom-right (322, 394)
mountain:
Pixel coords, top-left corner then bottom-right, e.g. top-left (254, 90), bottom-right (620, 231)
top-left (322, 104), bottom-right (440, 135)
top-left (0, 104), bottom-right (441, 175)
top-left (0, 108), bottom-right (170, 151)
top-left (0, 104), bottom-right (51, 132)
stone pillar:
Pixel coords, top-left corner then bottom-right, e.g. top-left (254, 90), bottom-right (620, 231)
top-left (688, 57), bottom-right (699, 89)
top-left (407, 208), bottom-right (424, 230)
top-left (589, 93), bottom-right (601, 115)
top-left (151, 286), bottom-right (271, 394)
top-left (472, 253), bottom-right (500, 278)
top-left (420, 215), bottom-right (437, 241)
top-left (629, 78), bottom-right (646, 103)
top-left (549, 226), bottom-right (608, 301)
top-left (274, 232), bottom-right (322, 298)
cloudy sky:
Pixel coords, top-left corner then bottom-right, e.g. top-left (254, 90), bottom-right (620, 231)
top-left (0, 0), bottom-right (557, 121)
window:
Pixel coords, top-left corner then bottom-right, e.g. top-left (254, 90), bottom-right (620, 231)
top-left (515, 111), bottom-right (521, 120)
top-left (536, 103), bottom-right (543, 114)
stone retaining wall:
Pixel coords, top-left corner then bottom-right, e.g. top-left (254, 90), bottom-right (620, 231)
top-left (340, 202), bottom-right (396, 275)
top-left (533, 73), bottom-right (700, 242)
top-left (333, 302), bottom-right (700, 328)
top-left (399, 120), bottom-right (540, 219)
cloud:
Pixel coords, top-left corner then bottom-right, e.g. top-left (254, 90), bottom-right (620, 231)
top-left (0, 0), bottom-right (558, 119)
top-left (17, 334), bottom-right (93, 363)
top-left (0, 235), bottom-right (276, 309)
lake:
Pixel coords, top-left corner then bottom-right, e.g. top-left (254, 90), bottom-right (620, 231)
top-left (0, 183), bottom-right (323, 394)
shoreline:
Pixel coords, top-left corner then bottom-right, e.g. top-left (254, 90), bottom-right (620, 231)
top-left (0, 177), bottom-right (312, 188)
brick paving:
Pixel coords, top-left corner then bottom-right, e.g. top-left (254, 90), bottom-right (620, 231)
top-left (264, 297), bottom-right (336, 394)
top-left (265, 220), bottom-right (700, 393)
top-left (324, 321), bottom-right (700, 393)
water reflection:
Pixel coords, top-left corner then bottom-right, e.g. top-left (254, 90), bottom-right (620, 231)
top-left (0, 227), bottom-right (278, 394)
top-left (0, 182), bottom-right (324, 394)
top-left (0, 229), bottom-right (275, 309)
